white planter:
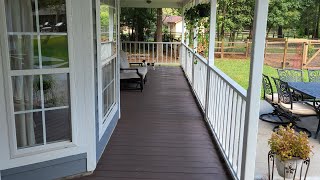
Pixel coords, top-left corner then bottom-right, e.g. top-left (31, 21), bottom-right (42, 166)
top-left (275, 157), bottom-right (303, 178)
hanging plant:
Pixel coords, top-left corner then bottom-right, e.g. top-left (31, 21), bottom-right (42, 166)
top-left (184, 3), bottom-right (210, 28)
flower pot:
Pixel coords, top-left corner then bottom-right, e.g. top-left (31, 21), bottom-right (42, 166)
top-left (275, 157), bottom-right (303, 178)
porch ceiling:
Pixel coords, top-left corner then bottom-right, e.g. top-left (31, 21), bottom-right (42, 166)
top-left (120, 0), bottom-right (188, 8)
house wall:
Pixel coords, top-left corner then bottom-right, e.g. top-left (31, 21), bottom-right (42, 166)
top-left (94, 0), bottom-right (121, 162)
top-left (0, 0), bottom-right (97, 179)
top-left (175, 21), bottom-right (183, 33)
top-left (0, 154), bottom-right (87, 180)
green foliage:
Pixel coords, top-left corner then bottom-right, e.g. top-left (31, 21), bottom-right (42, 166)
top-left (100, 5), bottom-right (110, 30)
top-left (217, 0), bottom-right (254, 36)
top-left (267, 0), bottom-right (301, 33)
top-left (184, 3), bottom-right (210, 28)
top-left (268, 125), bottom-right (313, 161)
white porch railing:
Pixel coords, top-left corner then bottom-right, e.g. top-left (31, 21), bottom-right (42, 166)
top-left (181, 43), bottom-right (247, 180)
top-left (121, 41), bottom-right (181, 64)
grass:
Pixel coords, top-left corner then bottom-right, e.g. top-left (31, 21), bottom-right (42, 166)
top-left (34, 36), bottom-right (69, 68)
top-left (214, 58), bottom-right (309, 97)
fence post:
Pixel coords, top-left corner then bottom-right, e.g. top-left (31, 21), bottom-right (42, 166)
top-left (241, 0), bottom-right (269, 179)
top-left (282, 39), bottom-right (288, 69)
top-left (302, 41), bottom-right (309, 69)
top-left (245, 38), bottom-right (250, 58)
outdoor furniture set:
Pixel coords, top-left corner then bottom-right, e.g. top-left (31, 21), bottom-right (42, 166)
top-left (120, 51), bottom-right (148, 92)
top-left (261, 69), bottom-right (320, 139)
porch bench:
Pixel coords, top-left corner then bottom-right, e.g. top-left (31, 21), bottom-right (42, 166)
top-left (120, 51), bottom-right (148, 92)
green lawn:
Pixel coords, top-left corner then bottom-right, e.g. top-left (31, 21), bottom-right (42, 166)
top-left (214, 59), bottom-right (308, 97)
top-left (34, 36), bottom-right (69, 68)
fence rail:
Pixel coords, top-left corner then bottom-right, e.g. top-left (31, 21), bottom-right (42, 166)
top-left (181, 43), bottom-right (247, 180)
top-left (121, 41), bottom-right (181, 64)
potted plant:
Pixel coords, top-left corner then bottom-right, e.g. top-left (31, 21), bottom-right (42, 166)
top-left (268, 125), bottom-right (313, 178)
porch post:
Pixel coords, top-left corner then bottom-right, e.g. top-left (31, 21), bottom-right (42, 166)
top-left (193, 0), bottom-right (199, 53)
top-left (204, 0), bottom-right (217, 119)
top-left (241, 0), bottom-right (269, 180)
top-left (180, 6), bottom-right (185, 66)
top-left (207, 0), bottom-right (217, 66)
top-left (181, 7), bottom-right (185, 44)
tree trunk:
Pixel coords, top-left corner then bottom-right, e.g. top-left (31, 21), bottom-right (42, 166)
top-left (315, 2), bottom-right (320, 39)
top-left (156, 8), bottom-right (163, 59)
top-left (277, 26), bottom-right (283, 38)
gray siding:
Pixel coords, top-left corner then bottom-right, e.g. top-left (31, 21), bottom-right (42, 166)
top-left (96, 110), bottom-right (119, 161)
top-left (1, 154), bottom-right (87, 180)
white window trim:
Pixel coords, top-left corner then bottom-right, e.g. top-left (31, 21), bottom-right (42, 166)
top-left (96, 0), bottom-right (119, 140)
top-left (0, 0), bottom-right (78, 158)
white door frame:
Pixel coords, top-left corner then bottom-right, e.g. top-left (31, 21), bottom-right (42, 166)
top-left (0, 0), bottom-right (96, 171)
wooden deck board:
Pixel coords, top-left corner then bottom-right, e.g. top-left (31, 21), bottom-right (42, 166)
top-left (79, 66), bottom-right (231, 180)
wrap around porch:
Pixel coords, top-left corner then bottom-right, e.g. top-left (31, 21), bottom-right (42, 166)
top-left (80, 66), bottom-right (231, 180)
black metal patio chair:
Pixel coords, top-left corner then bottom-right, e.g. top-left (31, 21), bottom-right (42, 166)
top-left (272, 77), bottom-right (317, 137)
top-left (260, 74), bottom-right (288, 124)
top-left (308, 69), bottom-right (320, 82)
top-left (277, 68), bottom-right (303, 82)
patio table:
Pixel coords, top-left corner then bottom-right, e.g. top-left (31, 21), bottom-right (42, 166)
top-left (287, 82), bottom-right (320, 138)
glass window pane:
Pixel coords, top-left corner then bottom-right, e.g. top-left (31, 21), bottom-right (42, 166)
top-left (38, 0), bottom-right (67, 33)
top-left (45, 108), bottom-right (71, 143)
top-left (102, 59), bottom-right (115, 88)
top-left (113, 8), bottom-right (117, 42)
top-left (15, 112), bottom-right (43, 149)
top-left (43, 74), bottom-right (70, 108)
top-left (40, 35), bottom-right (69, 68)
top-left (12, 75), bottom-right (41, 112)
top-left (5, 0), bottom-right (36, 33)
top-left (8, 35), bottom-right (39, 70)
top-left (108, 81), bottom-right (115, 109)
top-left (100, 0), bottom-right (116, 59)
top-left (103, 89), bottom-right (109, 115)
top-left (100, 5), bottom-right (110, 42)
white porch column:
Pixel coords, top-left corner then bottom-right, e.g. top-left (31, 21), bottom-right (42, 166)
top-left (193, 0), bottom-right (199, 53)
top-left (204, 0), bottom-right (217, 119)
top-left (181, 7), bottom-right (185, 44)
top-left (207, 0), bottom-right (217, 66)
top-left (241, 0), bottom-right (269, 180)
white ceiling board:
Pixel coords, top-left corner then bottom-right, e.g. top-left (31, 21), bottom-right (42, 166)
top-left (120, 0), bottom-right (188, 8)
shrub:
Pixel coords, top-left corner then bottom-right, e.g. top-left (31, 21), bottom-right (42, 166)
top-left (268, 125), bottom-right (313, 161)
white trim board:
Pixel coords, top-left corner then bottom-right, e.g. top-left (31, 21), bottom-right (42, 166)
top-left (0, 0), bottom-right (96, 172)
top-left (120, 0), bottom-right (182, 8)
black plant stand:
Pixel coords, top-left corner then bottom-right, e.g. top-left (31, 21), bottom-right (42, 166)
top-left (268, 151), bottom-right (310, 180)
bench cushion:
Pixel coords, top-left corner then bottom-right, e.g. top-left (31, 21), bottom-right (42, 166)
top-left (280, 102), bottom-right (317, 115)
top-left (120, 51), bottom-right (130, 69)
top-left (120, 67), bottom-right (148, 80)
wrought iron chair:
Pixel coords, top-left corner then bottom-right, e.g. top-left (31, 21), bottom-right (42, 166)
top-left (272, 77), bottom-right (317, 137)
top-left (277, 68), bottom-right (312, 100)
top-left (277, 69), bottom-right (303, 82)
top-left (260, 74), bottom-right (286, 124)
top-left (308, 69), bottom-right (320, 82)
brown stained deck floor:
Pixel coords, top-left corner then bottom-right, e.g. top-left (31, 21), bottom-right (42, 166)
top-left (80, 66), bottom-right (232, 180)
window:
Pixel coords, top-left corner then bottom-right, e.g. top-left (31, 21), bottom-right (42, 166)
top-left (98, 0), bottom-right (117, 131)
top-left (4, 0), bottom-right (71, 151)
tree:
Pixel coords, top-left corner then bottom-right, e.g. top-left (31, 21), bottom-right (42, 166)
top-left (120, 8), bottom-right (156, 41)
top-left (267, 0), bottom-right (301, 37)
top-left (156, 8), bottom-right (163, 57)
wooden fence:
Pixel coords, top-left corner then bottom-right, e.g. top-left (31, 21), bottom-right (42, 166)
top-left (211, 38), bottom-right (320, 69)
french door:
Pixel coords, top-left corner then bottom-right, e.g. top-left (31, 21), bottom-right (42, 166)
top-left (3, 0), bottom-right (72, 156)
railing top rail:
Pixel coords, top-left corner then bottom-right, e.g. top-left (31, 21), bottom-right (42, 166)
top-left (182, 43), bottom-right (247, 99)
top-left (121, 41), bottom-right (181, 45)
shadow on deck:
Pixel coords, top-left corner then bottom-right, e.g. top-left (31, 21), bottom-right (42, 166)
top-left (80, 66), bottom-right (231, 180)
